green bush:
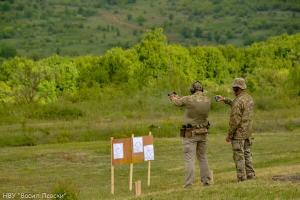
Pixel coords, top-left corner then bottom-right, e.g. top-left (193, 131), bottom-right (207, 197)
top-left (0, 45), bottom-right (17, 58)
top-left (287, 65), bottom-right (300, 96)
top-left (26, 104), bottom-right (84, 120)
top-left (52, 180), bottom-right (79, 200)
top-left (0, 30), bottom-right (299, 122)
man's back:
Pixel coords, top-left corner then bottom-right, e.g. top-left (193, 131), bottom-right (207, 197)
top-left (171, 91), bottom-right (211, 126)
top-left (169, 82), bottom-right (213, 187)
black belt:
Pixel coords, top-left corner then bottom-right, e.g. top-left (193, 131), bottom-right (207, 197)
top-left (182, 122), bottom-right (210, 129)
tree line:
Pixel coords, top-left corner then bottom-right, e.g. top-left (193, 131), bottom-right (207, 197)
top-left (0, 29), bottom-right (299, 104)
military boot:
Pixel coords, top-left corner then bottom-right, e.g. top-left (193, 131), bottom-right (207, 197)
top-left (237, 176), bottom-right (246, 182)
top-left (247, 174), bottom-right (256, 180)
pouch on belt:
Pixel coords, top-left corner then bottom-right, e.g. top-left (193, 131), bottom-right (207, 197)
top-left (183, 127), bottom-right (208, 138)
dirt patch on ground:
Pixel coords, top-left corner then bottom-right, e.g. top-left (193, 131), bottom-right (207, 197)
top-left (272, 174), bottom-right (300, 182)
top-left (38, 152), bottom-right (89, 163)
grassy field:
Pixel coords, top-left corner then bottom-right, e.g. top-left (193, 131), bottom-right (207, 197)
top-left (0, 94), bottom-right (299, 199)
top-left (0, 105), bottom-right (299, 147)
top-left (0, 130), bottom-right (299, 199)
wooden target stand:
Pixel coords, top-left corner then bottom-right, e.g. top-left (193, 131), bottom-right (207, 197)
top-left (111, 132), bottom-right (154, 195)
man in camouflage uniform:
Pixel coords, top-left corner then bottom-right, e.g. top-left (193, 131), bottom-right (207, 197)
top-left (216, 78), bottom-right (255, 182)
top-left (169, 81), bottom-right (212, 187)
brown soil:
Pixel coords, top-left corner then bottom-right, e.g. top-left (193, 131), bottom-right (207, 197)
top-left (272, 174), bottom-right (300, 182)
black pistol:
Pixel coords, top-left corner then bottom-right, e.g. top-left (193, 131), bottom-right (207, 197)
top-left (168, 91), bottom-right (177, 97)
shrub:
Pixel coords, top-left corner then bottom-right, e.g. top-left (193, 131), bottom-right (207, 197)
top-left (181, 27), bottom-right (193, 38)
top-left (194, 27), bottom-right (202, 38)
top-left (0, 26), bottom-right (15, 39)
top-left (0, 2), bottom-right (11, 12)
top-left (26, 104), bottom-right (84, 120)
top-left (52, 180), bottom-right (79, 200)
top-left (136, 15), bottom-right (146, 26)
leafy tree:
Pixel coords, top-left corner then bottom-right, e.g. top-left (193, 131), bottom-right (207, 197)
top-left (24, 8), bottom-right (34, 18)
top-left (219, 35), bottom-right (227, 44)
top-left (40, 56), bottom-right (79, 95)
top-left (0, 29), bottom-right (299, 106)
top-left (1, 57), bottom-right (43, 103)
top-left (207, 32), bottom-right (213, 41)
top-left (194, 27), bottom-right (203, 38)
top-left (106, 0), bottom-right (118, 5)
top-left (137, 16), bottom-right (146, 26)
top-left (0, 45), bottom-right (17, 58)
top-left (74, 56), bottom-right (105, 87)
top-left (0, 26), bottom-right (15, 39)
top-left (0, 81), bottom-right (13, 103)
top-left (128, 0), bottom-right (136, 3)
top-left (127, 14), bottom-right (132, 21)
top-left (181, 27), bottom-right (193, 38)
top-left (288, 65), bottom-right (300, 96)
top-left (15, 3), bottom-right (24, 11)
top-left (226, 30), bottom-right (234, 39)
top-left (214, 31), bottom-right (221, 42)
top-left (0, 56), bottom-right (79, 103)
top-left (168, 14), bottom-right (174, 21)
top-left (116, 28), bottom-right (121, 36)
top-left (134, 28), bottom-right (168, 84)
top-left (0, 2), bottom-right (11, 12)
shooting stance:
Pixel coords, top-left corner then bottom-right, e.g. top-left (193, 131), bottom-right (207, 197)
top-left (216, 78), bottom-right (256, 182)
top-left (169, 81), bottom-right (212, 188)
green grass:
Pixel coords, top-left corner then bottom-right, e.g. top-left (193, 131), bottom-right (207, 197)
top-left (0, 131), bottom-right (299, 199)
top-left (0, 105), bottom-right (299, 147)
top-left (0, 88), bottom-right (299, 198)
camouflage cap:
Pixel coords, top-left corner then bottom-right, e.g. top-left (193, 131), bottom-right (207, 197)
top-left (191, 81), bottom-right (203, 92)
top-left (232, 78), bottom-right (247, 89)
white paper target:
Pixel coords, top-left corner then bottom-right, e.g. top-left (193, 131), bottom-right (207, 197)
top-left (133, 137), bottom-right (144, 153)
top-left (113, 143), bottom-right (124, 160)
top-left (144, 145), bottom-right (154, 161)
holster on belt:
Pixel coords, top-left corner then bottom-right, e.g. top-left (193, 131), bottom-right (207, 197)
top-left (180, 124), bottom-right (208, 138)
top-left (180, 128), bottom-right (186, 137)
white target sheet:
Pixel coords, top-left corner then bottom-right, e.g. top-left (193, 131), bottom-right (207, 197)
top-left (133, 137), bottom-right (144, 153)
top-left (113, 143), bottom-right (124, 159)
top-left (144, 145), bottom-right (154, 161)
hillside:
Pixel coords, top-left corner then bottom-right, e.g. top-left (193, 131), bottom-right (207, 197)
top-left (0, 0), bottom-right (299, 58)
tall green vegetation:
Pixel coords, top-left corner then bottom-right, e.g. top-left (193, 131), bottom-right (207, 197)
top-left (0, 29), bottom-right (299, 106)
top-left (0, 29), bottom-right (299, 147)
top-left (0, 56), bottom-right (78, 103)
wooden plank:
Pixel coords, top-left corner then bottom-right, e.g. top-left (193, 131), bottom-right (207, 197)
top-left (112, 138), bottom-right (132, 165)
top-left (135, 180), bottom-right (141, 196)
top-left (110, 137), bottom-right (114, 194)
top-left (132, 135), bottom-right (154, 163)
top-left (129, 134), bottom-right (134, 191)
top-left (147, 132), bottom-right (152, 186)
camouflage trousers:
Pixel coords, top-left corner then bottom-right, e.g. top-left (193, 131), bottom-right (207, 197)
top-left (183, 134), bottom-right (212, 187)
top-left (231, 139), bottom-right (255, 181)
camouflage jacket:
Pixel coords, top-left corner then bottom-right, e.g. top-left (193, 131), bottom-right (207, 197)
top-left (170, 91), bottom-right (211, 127)
top-left (224, 91), bottom-right (254, 139)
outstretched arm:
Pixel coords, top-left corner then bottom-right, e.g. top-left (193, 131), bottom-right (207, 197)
top-left (169, 94), bottom-right (187, 107)
top-left (215, 95), bottom-right (233, 106)
top-left (224, 98), bottom-right (233, 106)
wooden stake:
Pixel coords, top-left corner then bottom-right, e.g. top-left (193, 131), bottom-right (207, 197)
top-left (135, 180), bottom-right (142, 196)
top-left (147, 132), bottom-right (152, 187)
top-left (210, 170), bottom-right (214, 185)
top-left (129, 134), bottom-right (134, 191)
top-left (110, 137), bottom-right (114, 195)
